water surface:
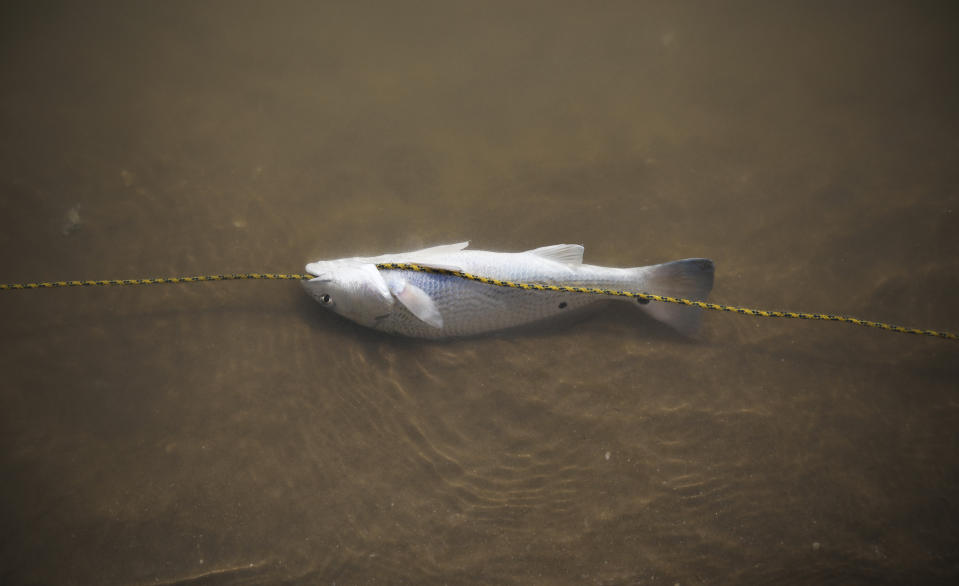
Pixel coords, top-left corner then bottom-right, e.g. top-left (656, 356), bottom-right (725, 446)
top-left (1, 2), bottom-right (958, 584)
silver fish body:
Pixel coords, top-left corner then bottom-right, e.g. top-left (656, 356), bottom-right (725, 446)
top-left (303, 242), bottom-right (714, 339)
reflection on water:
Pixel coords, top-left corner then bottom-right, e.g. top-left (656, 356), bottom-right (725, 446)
top-left (1, 1), bottom-right (958, 584)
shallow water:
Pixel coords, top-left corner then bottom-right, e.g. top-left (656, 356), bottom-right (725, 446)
top-left (1, 1), bottom-right (958, 584)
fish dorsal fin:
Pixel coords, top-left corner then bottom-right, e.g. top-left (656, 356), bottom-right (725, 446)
top-left (388, 279), bottom-right (444, 328)
top-left (525, 244), bottom-right (584, 265)
top-left (408, 242), bottom-right (470, 256)
top-left (406, 261), bottom-right (463, 272)
top-left (399, 241), bottom-right (469, 272)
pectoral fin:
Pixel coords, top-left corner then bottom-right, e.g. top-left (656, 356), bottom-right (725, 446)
top-left (359, 263), bottom-right (394, 303)
top-left (388, 280), bottom-right (443, 328)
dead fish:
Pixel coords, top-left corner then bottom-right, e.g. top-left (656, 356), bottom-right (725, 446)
top-left (303, 242), bottom-right (714, 339)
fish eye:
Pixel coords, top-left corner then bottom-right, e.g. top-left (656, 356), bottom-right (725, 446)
top-left (319, 293), bottom-right (333, 305)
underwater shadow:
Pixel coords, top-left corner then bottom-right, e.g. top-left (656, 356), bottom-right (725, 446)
top-left (295, 293), bottom-right (702, 347)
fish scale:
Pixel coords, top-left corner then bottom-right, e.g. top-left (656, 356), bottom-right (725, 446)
top-left (378, 269), bottom-right (584, 339)
top-left (303, 243), bottom-right (715, 339)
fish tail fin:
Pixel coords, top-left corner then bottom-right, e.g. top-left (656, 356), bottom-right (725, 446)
top-left (630, 258), bottom-right (714, 336)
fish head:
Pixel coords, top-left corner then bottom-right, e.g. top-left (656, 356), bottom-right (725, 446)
top-left (302, 261), bottom-right (394, 327)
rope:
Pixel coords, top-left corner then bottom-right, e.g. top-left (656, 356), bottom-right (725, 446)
top-left (0, 274), bottom-right (311, 289)
top-left (379, 263), bottom-right (957, 341)
top-left (1, 264), bottom-right (955, 341)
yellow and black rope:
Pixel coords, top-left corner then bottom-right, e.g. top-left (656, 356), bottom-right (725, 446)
top-left (1, 263), bottom-right (955, 341)
top-left (378, 263), bottom-right (957, 341)
top-left (0, 274), bottom-right (310, 289)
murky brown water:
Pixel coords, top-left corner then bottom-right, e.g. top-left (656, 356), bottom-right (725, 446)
top-left (2, 2), bottom-right (958, 584)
